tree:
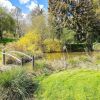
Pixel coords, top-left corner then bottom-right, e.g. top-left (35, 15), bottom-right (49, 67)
top-left (48, 0), bottom-right (98, 45)
top-left (48, 0), bottom-right (69, 39)
top-left (0, 7), bottom-right (16, 39)
top-left (48, 0), bottom-right (100, 51)
top-left (92, 0), bottom-right (100, 42)
top-left (11, 7), bottom-right (23, 38)
top-left (30, 5), bottom-right (48, 40)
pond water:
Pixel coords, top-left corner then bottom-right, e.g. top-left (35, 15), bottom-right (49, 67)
top-left (44, 52), bottom-right (100, 61)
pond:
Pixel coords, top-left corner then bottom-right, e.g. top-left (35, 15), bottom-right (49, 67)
top-left (44, 52), bottom-right (100, 61)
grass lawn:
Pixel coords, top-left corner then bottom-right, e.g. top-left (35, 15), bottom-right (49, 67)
top-left (36, 69), bottom-right (100, 100)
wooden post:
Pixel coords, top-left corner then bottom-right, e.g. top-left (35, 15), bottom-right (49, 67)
top-left (32, 56), bottom-right (34, 68)
top-left (21, 58), bottom-right (24, 66)
top-left (2, 50), bottom-right (6, 65)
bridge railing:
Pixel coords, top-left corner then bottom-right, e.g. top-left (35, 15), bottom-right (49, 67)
top-left (2, 50), bottom-right (35, 68)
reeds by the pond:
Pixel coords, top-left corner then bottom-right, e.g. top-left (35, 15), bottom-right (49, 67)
top-left (44, 53), bottom-right (100, 71)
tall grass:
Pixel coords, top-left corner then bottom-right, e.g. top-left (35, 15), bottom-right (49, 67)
top-left (0, 68), bottom-right (35, 100)
top-left (0, 49), bottom-right (2, 64)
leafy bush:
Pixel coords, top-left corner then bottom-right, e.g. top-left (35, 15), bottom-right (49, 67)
top-left (7, 31), bottom-right (42, 55)
top-left (33, 60), bottom-right (53, 76)
top-left (65, 43), bottom-right (87, 52)
top-left (36, 70), bottom-right (100, 100)
top-left (93, 43), bottom-right (100, 50)
top-left (0, 68), bottom-right (35, 100)
top-left (61, 28), bottom-right (76, 44)
top-left (43, 39), bottom-right (61, 53)
top-left (0, 38), bottom-right (16, 44)
top-left (35, 60), bottom-right (47, 69)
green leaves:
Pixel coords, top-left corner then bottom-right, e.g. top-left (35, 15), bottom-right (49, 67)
top-left (61, 28), bottom-right (76, 44)
top-left (48, 0), bottom-right (99, 44)
top-left (0, 68), bottom-right (35, 100)
top-left (0, 7), bottom-right (16, 39)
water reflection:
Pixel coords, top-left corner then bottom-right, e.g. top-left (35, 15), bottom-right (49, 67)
top-left (44, 52), bottom-right (100, 61)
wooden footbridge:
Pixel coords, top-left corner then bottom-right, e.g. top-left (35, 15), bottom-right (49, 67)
top-left (1, 49), bottom-right (35, 67)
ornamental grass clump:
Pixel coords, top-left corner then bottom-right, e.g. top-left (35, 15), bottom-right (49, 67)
top-left (0, 68), bottom-right (36, 100)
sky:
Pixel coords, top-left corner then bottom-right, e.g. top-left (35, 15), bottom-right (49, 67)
top-left (0, 0), bottom-right (48, 14)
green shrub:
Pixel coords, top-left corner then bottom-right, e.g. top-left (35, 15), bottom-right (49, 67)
top-left (93, 43), bottom-right (100, 50)
top-left (0, 38), bottom-right (16, 44)
top-left (61, 28), bottom-right (76, 44)
top-left (0, 68), bottom-right (35, 100)
top-left (35, 60), bottom-right (47, 69)
top-left (43, 39), bottom-right (61, 53)
top-left (65, 43), bottom-right (87, 52)
top-left (36, 70), bottom-right (100, 100)
top-left (33, 60), bottom-right (53, 76)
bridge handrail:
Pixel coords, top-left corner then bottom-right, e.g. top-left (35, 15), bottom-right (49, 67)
top-left (2, 52), bottom-right (21, 63)
top-left (7, 51), bottom-right (32, 59)
top-left (1, 50), bottom-right (34, 67)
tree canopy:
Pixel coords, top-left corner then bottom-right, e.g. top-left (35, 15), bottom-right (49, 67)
top-left (48, 0), bottom-right (100, 43)
top-left (0, 7), bottom-right (16, 39)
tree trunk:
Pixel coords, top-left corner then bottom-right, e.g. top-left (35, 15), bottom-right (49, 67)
top-left (86, 34), bottom-right (93, 51)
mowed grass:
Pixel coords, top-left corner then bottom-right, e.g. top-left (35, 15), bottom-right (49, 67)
top-left (36, 70), bottom-right (100, 100)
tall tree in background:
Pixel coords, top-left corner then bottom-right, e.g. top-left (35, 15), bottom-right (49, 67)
top-left (48, 0), bottom-right (65, 39)
top-left (0, 7), bottom-right (16, 39)
top-left (11, 7), bottom-right (23, 38)
top-left (30, 5), bottom-right (48, 39)
top-left (93, 0), bottom-right (100, 42)
top-left (48, 0), bottom-right (99, 45)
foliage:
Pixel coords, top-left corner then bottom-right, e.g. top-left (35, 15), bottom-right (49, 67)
top-left (93, 43), bottom-right (100, 50)
top-left (43, 39), bottom-right (61, 52)
top-left (31, 15), bottom-right (47, 38)
top-left (48, 13), bottom-right (63, 39)
top-left (7, 31), bottom-right (42, 55)
top-left (0, 68), bottom-right (35, 100)
top-left (35, 60), bottom-right (47, 69)
top-left (33, 60), bottom-right (53, 76)
top-left (61, 28), bottom-right (76, 44)
top-left (66, 43), bottom-right (87, 52)
top-left (30, 6), bottom-right (48, 40)
top-left (93, 0), bottom-right (100, 19)
top-left (0, 7), bottom-right (16, 39)
top-left (48, 0), bottom-right (99, 44)
top-left (36, 70), bottom-right (100, 100)
top-left (0, 38), bottom-right (16, 44)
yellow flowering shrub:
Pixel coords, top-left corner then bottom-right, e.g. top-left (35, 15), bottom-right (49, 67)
top-left (43, 39), bottom-right (61, 53)
top-left (7, 31), bottom-right (42, 55)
